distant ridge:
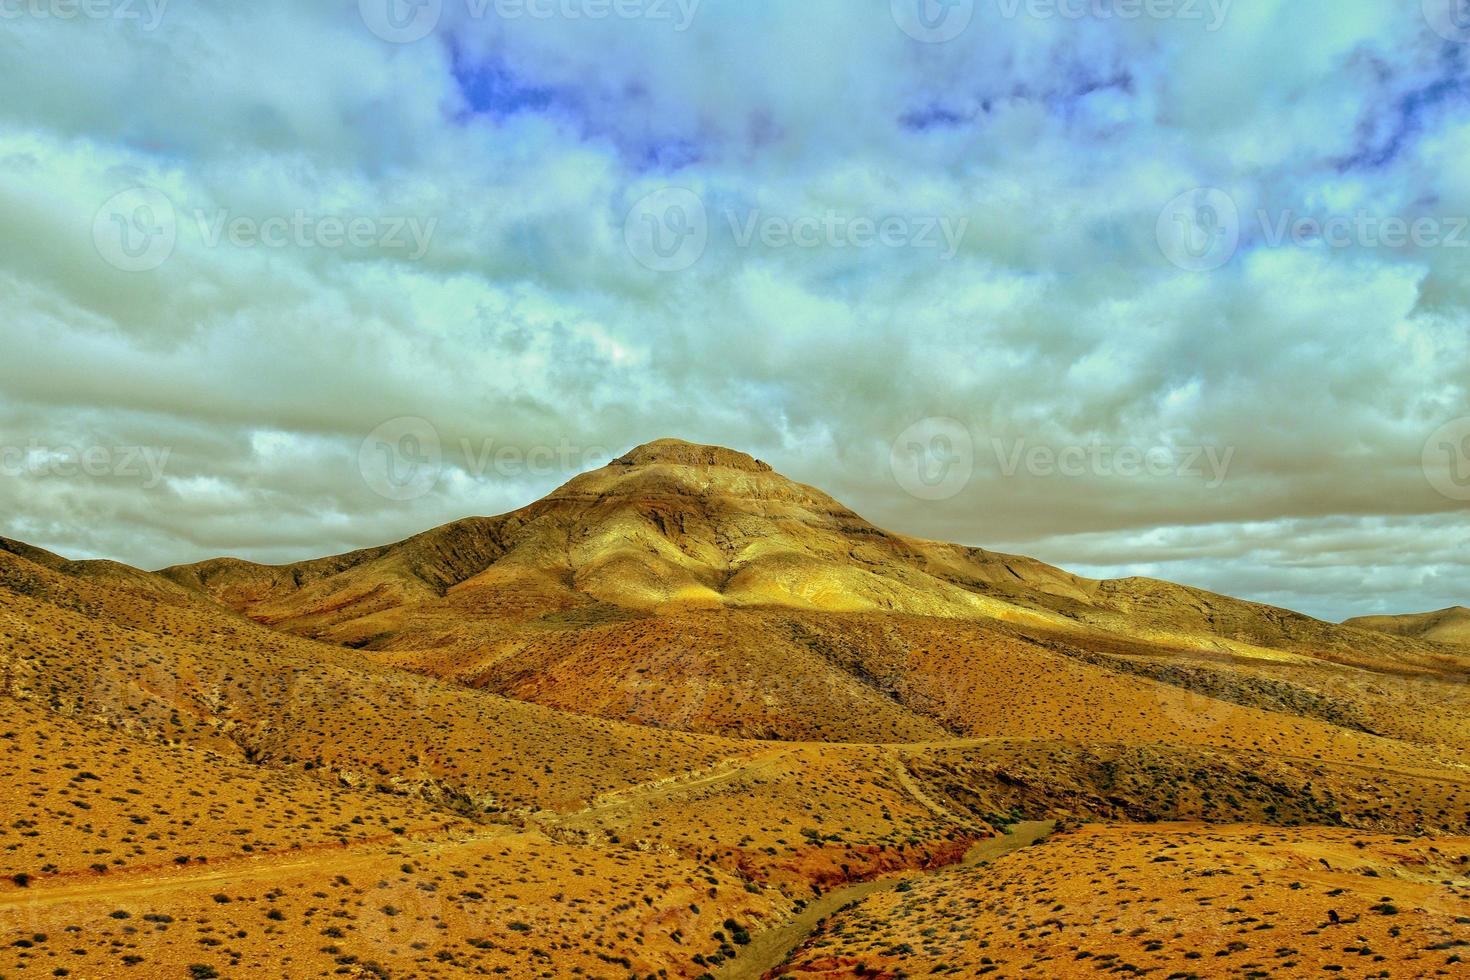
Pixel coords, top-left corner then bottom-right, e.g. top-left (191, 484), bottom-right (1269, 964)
top-left (1345, 606), bottom-right (1470, 647)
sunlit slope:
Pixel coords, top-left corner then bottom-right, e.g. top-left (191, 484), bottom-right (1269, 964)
top-left (773, 823), bottom-right (1470, 979)
top-left (1347, 606), bottom-right (1470, 647)
top-left (156, 440), bottom-right (1458, 670)
top-left (0, 546), bottom-right (1022, 884)
top-left (0, 545), bottom-right (754, 812)
top-left (142, 439), bottom-right (1468, 753)
top-left (158, 439), bottom-right (1088, 634)
top-left (0, 696), bottom-right (793, 980)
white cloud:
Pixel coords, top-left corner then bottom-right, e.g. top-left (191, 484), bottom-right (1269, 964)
top-left (0, 0), bottom-right (1465, 619)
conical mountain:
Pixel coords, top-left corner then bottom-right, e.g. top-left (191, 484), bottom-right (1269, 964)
top-left (160, 438), bottom-right (1091, 635)
top-left (150, 439), bottom-right (1467, 747)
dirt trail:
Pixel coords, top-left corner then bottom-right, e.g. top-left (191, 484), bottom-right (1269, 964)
top-left (0, 751), bottom-right (787, 916)
top-left (0, 825), bottom-right (517, 914)
top-left (569, 750), bottom-right (787, 817)
top-left (713, 819), bottom-right (1055, 980)
top-left (0, 743), bottom-right (1047, 948)
top-left (885, 748), bottom-right (969, 825)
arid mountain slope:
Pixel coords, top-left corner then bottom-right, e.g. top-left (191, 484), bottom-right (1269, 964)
top-left (1, 535), bottom-right (206, 608)
top-left (0, 543), bottom-right (752, 811)
top-left (1, 543), bottom-right (1044, 903)
top-left (1347, 606), bottom-right (1470, 647)
top-left (157, 440), bottom-right (1456, 665)
top-left (7, 538), bottom-right (1467, 862)
top-left (774, 823), bottom-right (1470, 979)
top-left (142, 440), bottom-right (1468, 756)
top-left (3, 443), bottom-right (1470, 978)
top-left (160, 439), bottom-right (1092, 635)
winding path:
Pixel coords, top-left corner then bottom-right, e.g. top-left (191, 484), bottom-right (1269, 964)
top-left (0, 824), bottom-right (510, 914)
top-left (713, 819), bottom-right (1055, 980)
top-left (0, 751), bottom-right (787, 915)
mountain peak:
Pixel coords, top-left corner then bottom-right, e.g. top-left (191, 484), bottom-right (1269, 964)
top-left (610, 438), bottom-right (772, 472)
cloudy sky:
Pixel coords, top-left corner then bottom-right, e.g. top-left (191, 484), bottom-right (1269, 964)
top-left (1, 0), bottom-right (1467, 621)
